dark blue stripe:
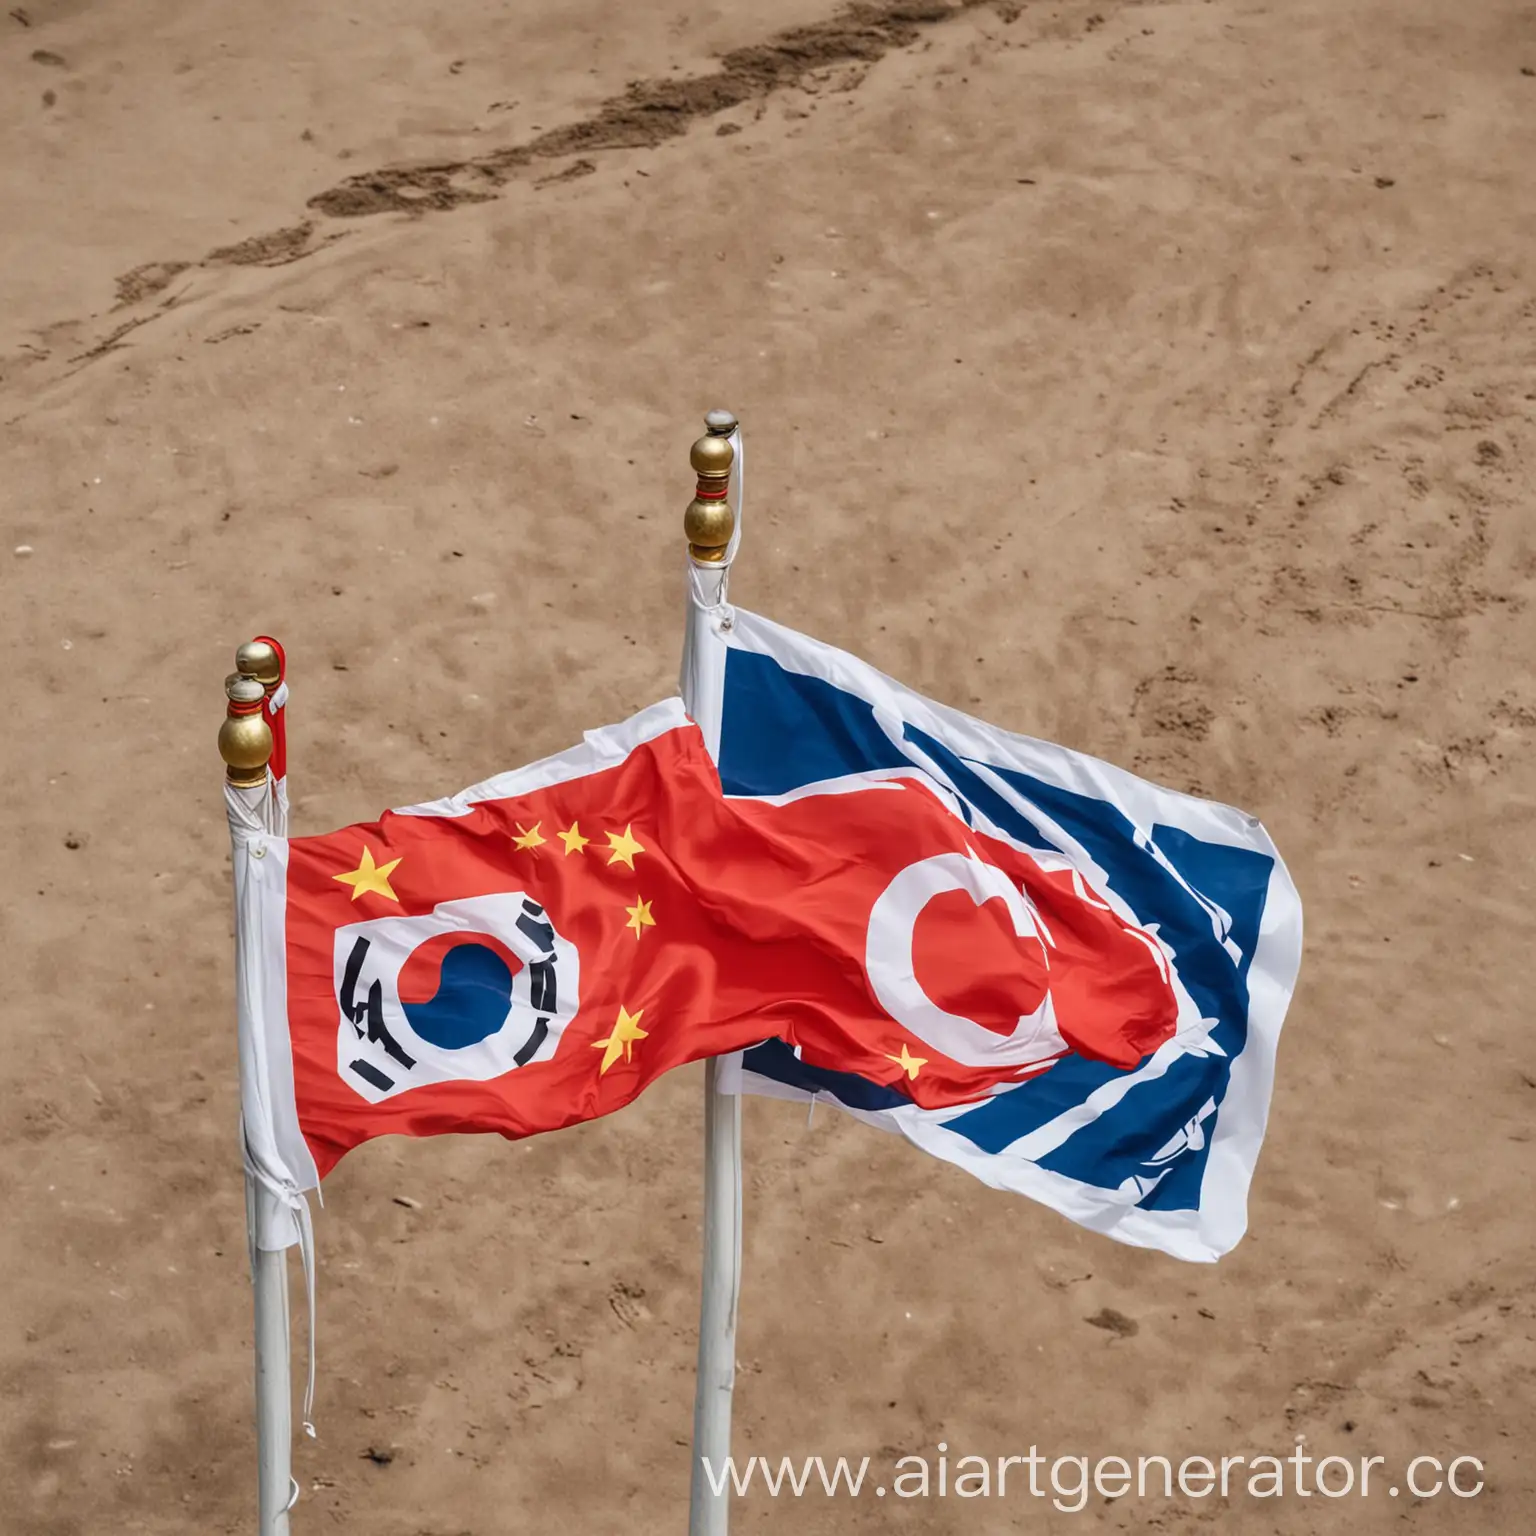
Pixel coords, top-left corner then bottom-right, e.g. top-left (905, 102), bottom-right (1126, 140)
top-left (741, 1039), bottom-right (913, 1112)
top-left (718, 649), bottom-right (910, 797)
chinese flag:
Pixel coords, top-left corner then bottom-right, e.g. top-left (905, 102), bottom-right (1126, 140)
top-left (274, 702), bottom-right (1178, 1178)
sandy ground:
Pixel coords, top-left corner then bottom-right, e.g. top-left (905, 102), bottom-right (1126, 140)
top-left (3, 0), bottom-right (1534, 1531)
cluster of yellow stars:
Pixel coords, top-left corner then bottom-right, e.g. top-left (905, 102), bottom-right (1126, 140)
top-left (512, 820), bottom-right (655, 944)
top-left (510, 819), bottom-right (645, 871)
top-left (333, 823), bottom-right (652, 918)
top-left (520, 822), bottom-right (656, 1078)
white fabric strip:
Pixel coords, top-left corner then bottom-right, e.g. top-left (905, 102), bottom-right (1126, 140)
top-left (394, 697), bottom-right (692, 819)
top-left (227, 793), bottom-right (319, 1208)
top-left (227, 781), bottom-right (322, 1432)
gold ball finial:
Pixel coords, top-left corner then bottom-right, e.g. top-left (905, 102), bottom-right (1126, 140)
top-left (685, 408), bottom-right (736, 563)
top-left (236, 639), bottom-right (281, 690)
top-left (685, 497), bottom-right (735, 560)
top-left (690, 434), bottom-right (734, 478)
top-left (219, 673), bottom-right (273, 787)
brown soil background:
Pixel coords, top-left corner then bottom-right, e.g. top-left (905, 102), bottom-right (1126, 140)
top-left (3, 0), bottom-right (1534, 1531)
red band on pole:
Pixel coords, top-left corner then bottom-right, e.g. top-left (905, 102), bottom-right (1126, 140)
top-left (253, 635), bottom-right (288, 783)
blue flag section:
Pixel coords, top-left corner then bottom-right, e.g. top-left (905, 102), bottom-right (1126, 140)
top-left (703, 609), bottom-right (1303, 1262)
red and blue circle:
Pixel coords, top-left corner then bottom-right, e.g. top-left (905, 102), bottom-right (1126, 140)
top-left (397, 932), bottom-right (523, 1051)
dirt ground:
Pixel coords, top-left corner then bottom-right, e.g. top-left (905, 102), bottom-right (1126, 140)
top-left (3, 0), bottom-right (1533, 1531)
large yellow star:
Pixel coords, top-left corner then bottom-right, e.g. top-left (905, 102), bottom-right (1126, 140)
top-left (333, 846), bottom-right (402, 903)
top-left (593, 1005), bottom-right (648, 1075)
top-left (513, 821), bottom-right (546, 851)
top-left (886, 1042), bottom-right (927, 1081)
top-left (605, 824), bottom-right (646, 870)
top-left (625, 896), bottom-right (655, 939)
top-left (557, 821), bottom-right (589, 856)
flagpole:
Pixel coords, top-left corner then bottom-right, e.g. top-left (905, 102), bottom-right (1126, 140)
top-left (220, 661), bottom-right (294, 1536)
top-left (681, 411), bottom-right (743, 1536)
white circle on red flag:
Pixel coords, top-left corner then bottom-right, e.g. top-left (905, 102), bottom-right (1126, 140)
top-left (865, 850), bottom-right (1069, 1071)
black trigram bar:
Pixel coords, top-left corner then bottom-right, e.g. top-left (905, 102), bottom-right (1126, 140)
top-left (513, 1018), bottom-right (549, 1067)
top-left (517, 911), bottom-right (555, 955)
top-left (340, 936), bottom-right (417, 1070)
top-left (339, 936), bottom-right (371, 1030)
top-left (529, 959), bottom-right (557, 1014)
top-left (349, 1058), bottom-right (395, 1092)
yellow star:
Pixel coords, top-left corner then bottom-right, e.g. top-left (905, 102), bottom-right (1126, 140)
top-left (557, 821), bottom-right (589, 856)
top-left (333, 845), bottom-right (402, 903)
top-left (886, 1043), bottom-right (927, 1081)
top-left (605, 824), bottom-right (646, 870)
top-left (593, 1005), bottom-right (648, 1075)
top-left (513, 821), bottom-right (546, 851)
top-left (625, 897), bottom-right (655, 939)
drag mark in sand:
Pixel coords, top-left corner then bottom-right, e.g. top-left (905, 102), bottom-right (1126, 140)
top-left (305, 0), bottom-right (986, 219)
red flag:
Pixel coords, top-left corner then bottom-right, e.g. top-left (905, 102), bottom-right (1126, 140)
top-left (265, 702), bottom-right (1178, 1179)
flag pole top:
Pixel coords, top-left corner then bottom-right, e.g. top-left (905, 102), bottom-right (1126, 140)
top-left (219, 672), bottom-right (273, 788)
top-left (236, 638), bottom-right (282, 691)
top-left (684, 407), bottom-right (736, 563)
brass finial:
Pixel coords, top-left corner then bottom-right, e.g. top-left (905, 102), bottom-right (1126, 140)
top-left (236, 639), bottom-right (282, 692)
top-left (684, 409), bottom-right (737, 562)
top-left (219, 673), bottom-right (273, 788)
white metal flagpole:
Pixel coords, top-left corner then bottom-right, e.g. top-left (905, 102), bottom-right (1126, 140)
top-left (690, 1058), bottom-right (741, 1534)
top-left (221, 653), bottom-right (296, 1536)
top-left (679, 410), bottom-right (744, 1536)
top-left (250, 1231), bottom-right (294, 1534)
